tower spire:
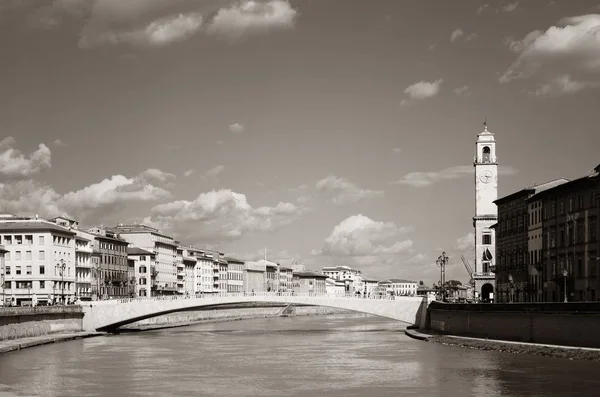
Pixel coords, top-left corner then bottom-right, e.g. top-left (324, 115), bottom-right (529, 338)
top-left (483, 117), bottom-right (488, 132)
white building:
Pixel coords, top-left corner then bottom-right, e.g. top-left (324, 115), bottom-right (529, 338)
top-left (322, 265), bottom-right (364, 294)
top-left (0, 245), bottom-right (8, 306)
top-left (325, 278), bottom-right (345, 295)
top-left (363, 278), bottom-right (379, 296)
top-left (0, 216), bottom-right (76, 306)
top-left (225, 257), bottom-right (245, 293)
top-left (194, 249), bottom-right (221, 294)
top-left (472, 123), bottom-right (499, 301)
top-left (379, 279), bottom-right (418, 296)
top-left (110, 224), bottom-right (179, 295)
top-left (127, 247), bottom-right (155, 297)
top-left (74, 232), bottom-right (94, 300)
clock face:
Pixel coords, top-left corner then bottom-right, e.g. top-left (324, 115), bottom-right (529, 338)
top-left (479, 170), bottom-right (493, 184)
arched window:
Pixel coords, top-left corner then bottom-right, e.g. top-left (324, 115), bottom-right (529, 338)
top-left (482, 146), bottom-right (491, 163)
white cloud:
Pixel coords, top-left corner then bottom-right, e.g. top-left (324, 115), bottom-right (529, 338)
top-left (206, 0), bottom-right (298, 40)
top-left (146, 189), bottom-right (307, 242)
top-left (79, 12), bottom-right (203, 48)
top-left (390, 165), bottom-right (519, 187)
top-left (203, 165), bottom-right (225, 180)
top-left (53, 139), bottom-right (67, 147)
top-left (228, 122), bottom-right (245, 133)
top-left (26, 0), bottom-right (297, 48)
top-left (400, 79), bottom-right (443, 106)
top-left (183, 168), bottom-right (194, 177)
top-left (476, 4), bottom-right (490, 14)
top-left (407, 253), bottom-right (429, 264)
top-left (316, 175), bottom-right (384, 205)
top-left (0, 168), bottom-right (174, 221)
top-left (0, 137), bottom-right (51, 180)
top-left (465, 33), bottom-right (478, 41)
top-left (450, 29), bottom-right (464, 43)
top-left (502, 2), bottom-right (519, 12)
top-left (454, 85), bottom-right (471, 96)
top-left (500, 14), bottom-right (600, 96)
top-left (216, 140), bottom-right (224, 145)
top-left (312, 214), bottom-right (413, 257)
top-left (392, 147), bottom-right (402, 153)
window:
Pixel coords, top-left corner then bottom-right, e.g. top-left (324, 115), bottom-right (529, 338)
top-left (39, 281), bottom-right (45, 289)
top-left (39, 236), bottom-right (45, 245)
top-left (5, 266), bottom-right (10, 275)
top-left (590, 218), bottom-right (597, 241)
top-left (26, 266), bottom-right (32, 275)
top-left (482, 234), bottom-right (492, 245)
top-left (578, 195), bottom-right (584, 210)
top-left (559, 200), bottom-right (565, 215)
top-left (15, 251), bottom-right (21, 260)
top-left (4, 236), bottom-right (11, 245)
top-left (15, 236), bottom-right (22, 245)
top-left (16, 266), bottom-right (21, 275)
top-left (25, 251), bottom-right (32, 260)
top-left (39, 250), bottom-right (45, 260)
top-left (40, 265), bottom-right (45, 275)
top-left (5, 252), bottom-right (9, 261)
top-left (577, 256), bottom-right (583, 278)
top-left (569, 198), bottom-right (573, 212)
top-left (140, 256), bottom-right (146, 261)
top-left (577, 224), bottom-right (584, 243)
top-left (481, 146), bottom-right (491, 162)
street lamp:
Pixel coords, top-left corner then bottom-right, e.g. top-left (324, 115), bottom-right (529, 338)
top-left (436, 252), bottom-right (448, 301)
top-left (562, 268), bottom-right (568, 303)
top-left (56, 259), bottom-right (66, 304)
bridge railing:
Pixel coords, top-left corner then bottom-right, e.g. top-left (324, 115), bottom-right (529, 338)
top-left (84, 292), bottom-right (416, 306)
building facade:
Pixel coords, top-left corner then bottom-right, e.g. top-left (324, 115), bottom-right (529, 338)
top-left (244, 260), bottom-right (266, 293)
top-left (534, 167), bottom-right (600, 302)
top-left (127, 247), bottom-right (156, 297)
top-left (87, 227), bottom-right (130, 299)
top-left (278, 266), bottom-right (293, 292)
top-left (0, 217), bottom-right (76, 306)
top-left (378, 279), bottom-right (418, 296)
top-left (110, 224), bottom-right (179, 295)
top-left (0, 245), bottom-right (7, 305)
top-left (292, 272), bottom-right (327, 294)
top-left (321, 265), bottom-right (363, 294)
top-left (472, 123), bottom-right (498, 302)
top-left (225, 257), bottom-right (244, 293)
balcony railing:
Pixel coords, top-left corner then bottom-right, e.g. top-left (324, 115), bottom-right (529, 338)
top-left (473, 272), bottom-right (495, 277)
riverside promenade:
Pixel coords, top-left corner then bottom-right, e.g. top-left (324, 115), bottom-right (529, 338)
top-left (405, 328), bottom-right (600, 361)
top-left (0, 332), bottom-right (103, 354)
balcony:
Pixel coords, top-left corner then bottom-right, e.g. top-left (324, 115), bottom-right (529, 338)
top-left (473, 272), bottom-right (495, 278)
top-left (75, 261), bottom-right (93, 268)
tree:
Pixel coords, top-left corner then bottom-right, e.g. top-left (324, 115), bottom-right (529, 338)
top-left (445, 280), bottom-right (462, 287)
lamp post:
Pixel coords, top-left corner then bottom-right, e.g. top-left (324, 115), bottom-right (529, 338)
top-left (436, 252), bottom-right (448, 302)
top-left (508, 274), bottom-right (514, 303)
top-left (56, 259), bottom-right (66, 304)
top-left (562, 268), bottom-right (568, 303)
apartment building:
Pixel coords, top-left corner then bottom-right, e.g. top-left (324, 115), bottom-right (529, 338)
top-left (322, 265), bottom-right (364, 293)
top-left (182, 248), bottom-right (197, 296)
top-left (0, 215), bottom-right (76, 306)
top-left (292, 272), bottom-right (327, 294)
top-left (224, 257), bottom-right (244, 293)
top-left (279, 266), bottom-right (293, 292)
top-left (109, 224), bottom-right (178, 295)
top-left (533, 166), bottom-right (600, 302)
top-left (194, 249), bottom-right (221, 294)
top-left (325, 278), bottom-right (345, 295)
top-left (378, 279), bottom-right (418, 296)
top-left (127, 247), bottom-right (156, 297)
top-left (363, 278), bottom-right (379, 296)
top-left (493, 179), bottom-right (569, 303)
top-left (87, 227), bottom-right (130, 299)
top-left (218, 258), bottom-right (228, 293)
top-left (244, 260), bottom-right (266, 293)
top-left (264, 260), bottom-right (279, 292)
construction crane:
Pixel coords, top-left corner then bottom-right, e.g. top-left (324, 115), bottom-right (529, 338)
top-left (461, 255), bottom-right (475, 286)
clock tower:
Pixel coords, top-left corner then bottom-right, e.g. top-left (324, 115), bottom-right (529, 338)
top-left (473, 122), bottom-right (497, 302)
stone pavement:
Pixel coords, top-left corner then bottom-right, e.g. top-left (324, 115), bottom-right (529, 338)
top-left (0, 332), bottom-right (104, 354)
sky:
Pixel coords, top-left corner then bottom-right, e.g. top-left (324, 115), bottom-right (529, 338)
top-left (1, 0), bottom-right (600, 286)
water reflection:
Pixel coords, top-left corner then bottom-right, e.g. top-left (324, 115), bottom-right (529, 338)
top-left (1, 314), bottom-right (600, 397)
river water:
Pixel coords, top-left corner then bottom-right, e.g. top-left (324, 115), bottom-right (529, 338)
top-left (1, 314), bottom-right (599, 397)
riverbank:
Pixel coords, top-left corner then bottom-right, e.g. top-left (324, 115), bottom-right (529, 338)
top-left (0, 331), bottom-right (104, 354)
top-left (405, 329), bottom-right (600, 361)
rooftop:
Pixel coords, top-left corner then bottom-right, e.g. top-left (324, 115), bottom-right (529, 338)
top-left (380, 278), bottom-right (418, 284)
top-left (0, 220), bottom-right (76, 235)
top-left (294, 271), bottom-right (328, 279)
top-left (127, 247), bottom-right (154, 256)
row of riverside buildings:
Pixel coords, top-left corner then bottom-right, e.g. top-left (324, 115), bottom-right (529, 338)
top-left (493, 164), bottom-right (600, 303)
top-left (0, 213), bottom-right (419, 306)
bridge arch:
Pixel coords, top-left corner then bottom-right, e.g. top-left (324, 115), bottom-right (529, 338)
top-left (81, 293), bottom-right (429, 332)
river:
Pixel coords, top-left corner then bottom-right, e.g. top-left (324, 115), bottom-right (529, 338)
top-left (1, 314), bottom-right (599, 397)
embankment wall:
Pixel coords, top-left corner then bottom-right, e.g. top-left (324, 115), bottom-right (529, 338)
top-left (427, 301), bottom-right (600, 348)
top-left (122, 304), bottom-right (354, 329)
top-left (0, 306), bottom-right (83, 341)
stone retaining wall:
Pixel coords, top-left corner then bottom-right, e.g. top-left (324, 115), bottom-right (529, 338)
top-left (427, 301), bottom-right (600, 348)
top-left (0, 306), bottom-right (84, 341)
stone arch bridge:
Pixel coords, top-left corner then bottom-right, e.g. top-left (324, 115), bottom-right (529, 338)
top-left (81, 292), bottom-right (430, 332)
